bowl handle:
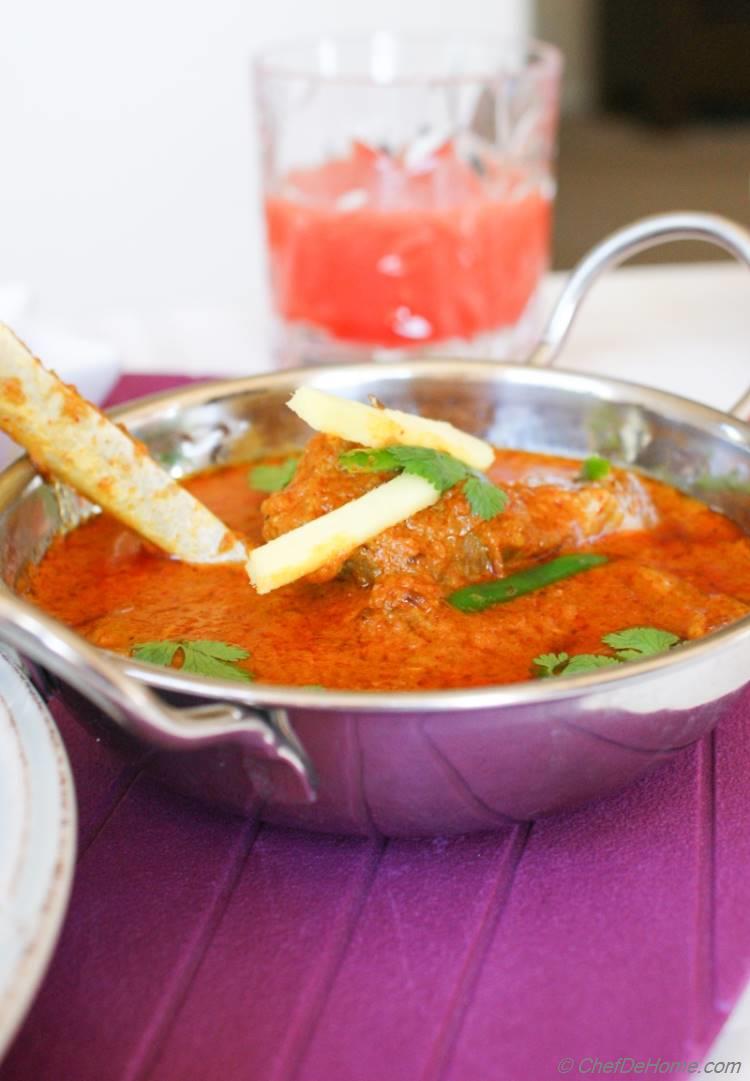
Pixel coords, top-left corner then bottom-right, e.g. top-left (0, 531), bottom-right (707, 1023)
top-left (0, 588), bottom-right (316, 803)
top-left (528, 211), bottom-right (750, 401)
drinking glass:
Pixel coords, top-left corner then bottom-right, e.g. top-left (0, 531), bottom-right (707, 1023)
top-left (254, 32), bottom-right (562, 365)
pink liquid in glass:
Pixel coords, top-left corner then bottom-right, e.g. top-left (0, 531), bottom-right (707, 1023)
top-left (265, 138), bottom-right (552, 349)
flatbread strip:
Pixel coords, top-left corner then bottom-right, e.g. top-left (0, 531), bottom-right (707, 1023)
top-left (247, 473), bottom-right (439, 593)
top-left (0, 323), bottom-right (246, 564)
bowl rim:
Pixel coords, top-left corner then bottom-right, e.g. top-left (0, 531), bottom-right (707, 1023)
top-left (4, 357), bottom-right (750, 714)
top-left (252, 31), bottom-right (563, 88)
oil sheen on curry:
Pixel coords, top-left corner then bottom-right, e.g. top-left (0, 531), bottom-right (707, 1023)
top-left (22, 428), bottom-right (750, 691)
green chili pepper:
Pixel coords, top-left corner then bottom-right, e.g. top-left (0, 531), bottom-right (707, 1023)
top-left (446, 553), bottom-right (609, 614)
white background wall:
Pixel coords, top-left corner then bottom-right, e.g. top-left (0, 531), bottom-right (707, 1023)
top-left (0, 0), bottom-right (530, 331)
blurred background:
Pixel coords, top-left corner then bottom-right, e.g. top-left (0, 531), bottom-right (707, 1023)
top-left (1, 0), bottom-right (749, 329)
top-left (541, 0), bottom-right (750, 268)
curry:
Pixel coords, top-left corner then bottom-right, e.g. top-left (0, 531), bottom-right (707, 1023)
top-left (22, 439), bottom-right (750, 691)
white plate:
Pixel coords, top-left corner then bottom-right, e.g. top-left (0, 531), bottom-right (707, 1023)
top-left (0, 647), bottom-right (76, 1060)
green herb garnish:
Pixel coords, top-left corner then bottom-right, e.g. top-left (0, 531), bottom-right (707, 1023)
top-left (387, 446), bottom-right (467, 492)
top-left (249, 457), bottom-right (298, 493)
top-left (532, 652), bottom-right (570, 677)
top-left (339, 444), bottom-right (507, 521)
top-left (562, 654), bottom-right (621, 673)
top-left (462, 474), bottom-right (508, 520)
top-left (131, 640), bottom-right (179, 667)
top-left (447, 553), bottom-right (608, 614)
top-left (533, 626), bottom-right (681, 679)
top-left (132, 639), bottom-right (254, 682)
top-left (580, 455), bottom-right (611, 482)
top-left (600, 626), bottom-right (681, 659)
top-left (533, 651), bottom-right (621, 676)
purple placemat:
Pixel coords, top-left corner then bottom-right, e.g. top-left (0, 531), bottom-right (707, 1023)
top-left (2, 374), bottom-right (750, 1081)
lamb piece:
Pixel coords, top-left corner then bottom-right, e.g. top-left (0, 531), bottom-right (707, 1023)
top-left (260, 434), bottom-right (658, 593)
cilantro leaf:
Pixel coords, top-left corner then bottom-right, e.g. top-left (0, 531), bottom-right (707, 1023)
top-left (132, 640), bottom-right (180, 666)
top-left (339, 444), bottom-right (507, 520)
top-left (340, 444), bottom-right (465, 491)
top-left (601, 627), bottom-right (681, 659)
top-left (180, 644), bottom-right (254, 682)
top-left (531, 625), bottom-right (682, 680)
top-left (532, 652), bottom-right (619, 677)
top-left (580, 455), bottom-right (611, 482)
top-left (131, 639), bottom-right (254, 682)
top-left (339, 448), bottom-right (399, 473)
top-left (462, 475), bottom-right (508, 520)
top-left (184, 640), bottom-right (250, 662)
top-left (563, 654), bottom-right (621, 674)
top-left (533, 652), bottom-right (569, 677)
top-left (387, 446), bottom-right (466, 493)
top-left (249, 457), bottom-right (298, 493)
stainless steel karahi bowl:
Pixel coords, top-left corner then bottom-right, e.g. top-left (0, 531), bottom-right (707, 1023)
top-left (0, 212), bottom-right (749, 837)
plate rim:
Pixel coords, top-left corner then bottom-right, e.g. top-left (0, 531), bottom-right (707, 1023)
top-left (0, 649), bottom-right (76, 1061)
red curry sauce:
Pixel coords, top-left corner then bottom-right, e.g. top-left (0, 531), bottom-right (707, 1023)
top-left (22, 451), bottom-right (750, 690)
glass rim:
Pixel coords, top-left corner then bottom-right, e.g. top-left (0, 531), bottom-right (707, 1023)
top-left (253, 30), bottom-right (563, 87)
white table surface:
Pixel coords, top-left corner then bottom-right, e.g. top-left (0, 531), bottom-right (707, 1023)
top-left (100, 262), bottom-right (750, 422)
